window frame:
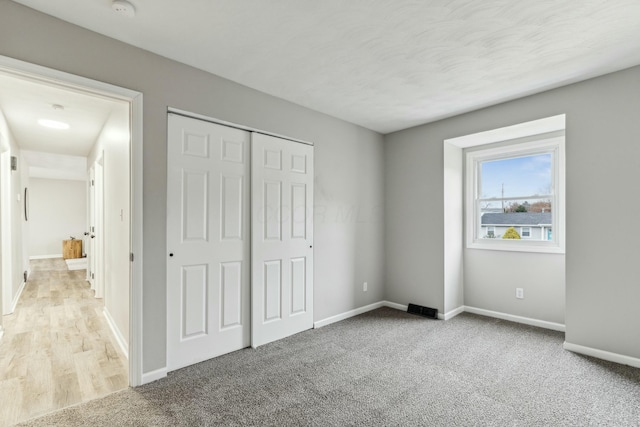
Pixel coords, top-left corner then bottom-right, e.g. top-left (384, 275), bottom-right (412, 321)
top-left (465, 135), bottom-right (565, 254)
top-left (521, 227), bottom-right (531, 238)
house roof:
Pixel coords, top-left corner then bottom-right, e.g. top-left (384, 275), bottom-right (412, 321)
top-left (481, 212), bottom-right (552, 226)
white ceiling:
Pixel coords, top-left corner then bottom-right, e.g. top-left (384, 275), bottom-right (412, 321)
top-left (11, 0), bottom-right (640, 134)
top-left (0, 72), bottom-right (125, 179)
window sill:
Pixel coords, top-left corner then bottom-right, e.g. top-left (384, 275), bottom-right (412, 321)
top-left (467, 240), bottom-right (565, 254)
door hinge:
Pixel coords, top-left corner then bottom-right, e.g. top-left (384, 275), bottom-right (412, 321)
top-left (91, 273), bottom-right (95, 279)
top-left (91, 179), bottom-right (95, 186)
top-left (130, 252), bottom-right (134, 262)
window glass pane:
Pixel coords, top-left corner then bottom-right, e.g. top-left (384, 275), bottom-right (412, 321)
top-left (480, 198), bottom-right (552, 214)
top-left (480, 153), bottom-right (552, 198)
top-left (479, 199), bottom-right (552, 240)
top-left (466, 135), bottom-right (563, 252)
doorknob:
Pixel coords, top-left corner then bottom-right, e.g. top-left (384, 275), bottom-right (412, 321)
top-left (90, 235), bottom-right (95, 239)
top-left (169, 253), bottom-right (174, 257)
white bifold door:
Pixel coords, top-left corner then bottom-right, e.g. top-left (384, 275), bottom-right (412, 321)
top-left (167, 114), bottom-right (251, 371)
top-left (167, 114), bottom-right (313, 371)
top-left (251, 133), bottom-right (314, 348)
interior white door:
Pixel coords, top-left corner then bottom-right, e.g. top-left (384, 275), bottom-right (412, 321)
top-left (167, 114), bottom-right (250, 371)
top-left (88, 166), bottom-right (95, 289)
top-left (251, 133), bottom-right (313, 348)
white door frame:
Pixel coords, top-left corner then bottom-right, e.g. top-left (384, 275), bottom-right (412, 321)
top-left (94, 153), bottom-right (105, 299)
top-left (0, 55), bottom-right (144, 386)
top-left (88, 165), bottom-right (96, 289)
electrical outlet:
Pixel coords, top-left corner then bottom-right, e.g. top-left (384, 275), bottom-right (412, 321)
top-left (363, 282), bottom-right (368, 292)
top-left (516, 288), bottom-right (524, 299)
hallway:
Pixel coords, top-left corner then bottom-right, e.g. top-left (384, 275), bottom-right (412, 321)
top-left (0, 258), bottom-right (127, 425)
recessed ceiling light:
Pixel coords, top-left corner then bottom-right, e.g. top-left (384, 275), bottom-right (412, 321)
top-left (38, 119), bottom-right (70, 130)
top-left (112, 0), bottom-right (136, 18)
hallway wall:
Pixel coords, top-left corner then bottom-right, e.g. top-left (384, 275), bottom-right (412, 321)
top-left (88, 106), bottom-right (130, 352)
top-left (0, 108), bottom-right (27, 314)
top-left (28, 178), bottom-right (86, 258)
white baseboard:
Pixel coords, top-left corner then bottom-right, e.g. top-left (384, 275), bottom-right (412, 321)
top-left (443, 305), bottom-right (465, 320)
top-left (314, 301), bottom-right (386, 328)
top-left (464, 305), bottom-right (565, 332)
top-left (314, 301), bottom-right (564, 334)
top-left (142, 367), bottom-right (168, 385)
top-left (382, 301), bottom-right (408, 311)
top-left (29, 254), bottom-right (62, 260)
top-left (10, 281), bottom-right (26, 313)
top-left (313, 300), bottom-right (455, 328)
top-left (563, 341), bottom-right (640, 369)
top-left (103, 307), bottom-right (129, 359)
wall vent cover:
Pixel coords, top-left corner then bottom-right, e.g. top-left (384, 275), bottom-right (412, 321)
top-left (407, 303), bottom-right (438, 319)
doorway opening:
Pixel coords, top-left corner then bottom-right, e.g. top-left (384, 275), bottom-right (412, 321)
top-left (0, 56), bottom-right (143, 424)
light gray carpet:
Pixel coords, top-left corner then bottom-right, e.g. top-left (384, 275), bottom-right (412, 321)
top-left (19, 308), bottom-right (640, 426)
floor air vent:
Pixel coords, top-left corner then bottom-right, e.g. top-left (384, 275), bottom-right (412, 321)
top-left (407, 303), bottom-right (438, 319)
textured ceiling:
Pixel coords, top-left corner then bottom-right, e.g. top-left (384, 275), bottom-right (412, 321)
top-left (11, 0), bottom-right (640, 134)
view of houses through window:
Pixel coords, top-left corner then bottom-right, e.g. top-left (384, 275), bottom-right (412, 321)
top-left (477, 152), bottom-right (554, 241)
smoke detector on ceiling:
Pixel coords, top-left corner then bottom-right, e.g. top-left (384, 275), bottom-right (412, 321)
top-left (112, 0), bottom-right (136, 18)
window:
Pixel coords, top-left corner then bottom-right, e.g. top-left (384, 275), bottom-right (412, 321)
top-left (466, 135), bottom-right (565, 253)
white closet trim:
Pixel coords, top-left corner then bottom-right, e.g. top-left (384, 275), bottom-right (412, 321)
top-left (167, 108), bottom-right (314, 146)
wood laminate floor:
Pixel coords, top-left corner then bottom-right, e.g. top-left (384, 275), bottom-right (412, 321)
top-left (0, 258), bottom-right (127, 426)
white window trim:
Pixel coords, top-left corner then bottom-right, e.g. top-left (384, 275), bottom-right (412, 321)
top-left (465, 135), bottom-right (565, 254)
top-left (521, 227), bottom-right (531, 238)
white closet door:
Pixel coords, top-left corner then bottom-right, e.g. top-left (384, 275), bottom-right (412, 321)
top-left (167, 114), bottom-right (250, 371)
top-left (251, 133), bottom-right (314, 348)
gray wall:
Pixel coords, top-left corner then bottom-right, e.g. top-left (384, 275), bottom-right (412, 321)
top-left (385, 66), bottom-right (640, 359)
top-left (384, 124), bottom-right (445, 309)
top-left (0, 2), bottom-right (385, 373)
top-left (465, 251), bottom-right (565, 324)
